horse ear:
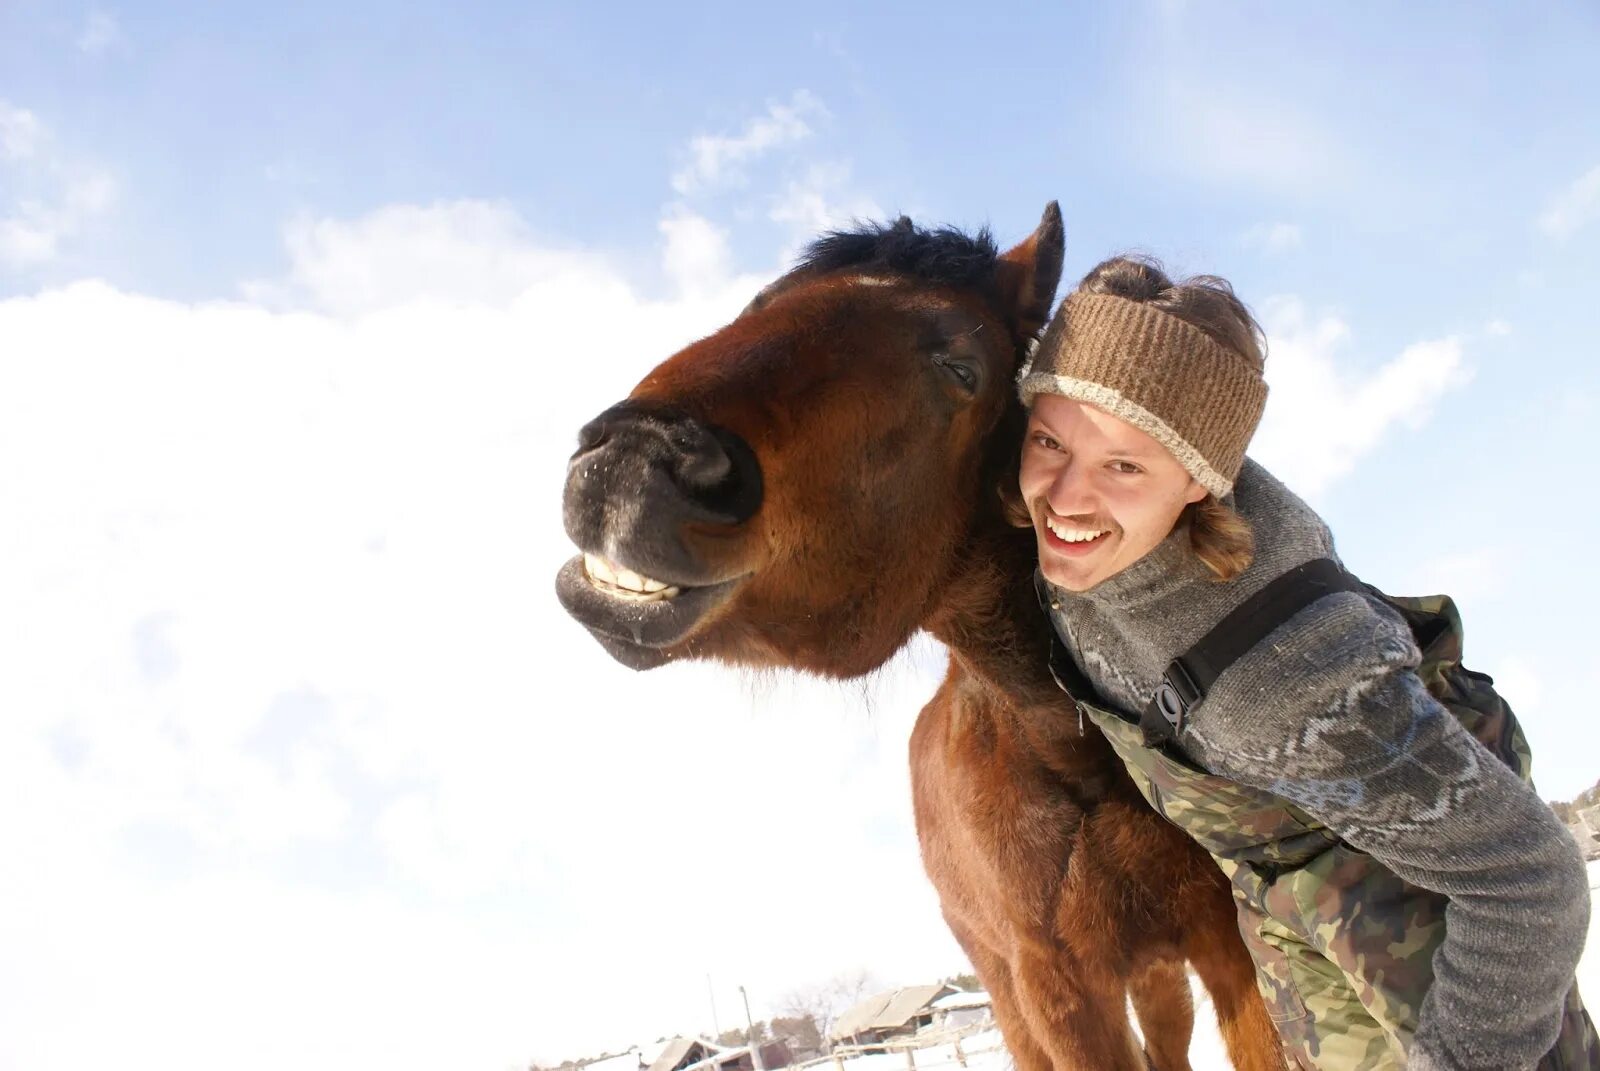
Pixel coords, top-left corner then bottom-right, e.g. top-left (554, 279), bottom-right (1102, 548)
top-left (996, 201), bottom-right (1064, 341)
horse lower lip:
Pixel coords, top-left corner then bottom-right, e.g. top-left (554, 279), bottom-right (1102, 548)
top-left (555, 556), bottom-right (740, 653)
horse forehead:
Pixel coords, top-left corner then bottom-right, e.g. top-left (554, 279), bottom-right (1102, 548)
top-left (794, 274), bottom-right (994, 327)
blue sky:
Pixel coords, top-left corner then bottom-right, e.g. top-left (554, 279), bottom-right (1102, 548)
top-left (3, 3), bottom-right (1599, 1070)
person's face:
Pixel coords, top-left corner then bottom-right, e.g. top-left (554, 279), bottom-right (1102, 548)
top-left (1018, 394), bottom-right (1209, 592)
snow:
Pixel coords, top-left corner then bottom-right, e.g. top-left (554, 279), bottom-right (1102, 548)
top-left (817, 1031), bottom-right (1011, 1071)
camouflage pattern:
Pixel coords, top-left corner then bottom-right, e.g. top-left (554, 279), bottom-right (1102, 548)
top-left (1061, 590), bottom-right (1599, 1069)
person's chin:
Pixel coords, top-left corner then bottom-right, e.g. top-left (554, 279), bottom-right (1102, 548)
top-left (1037, 534), bottom-right (1115, 592)
top-left (1045, 566), bottom-right (1097, 593)
top-left (1039, 550), bottom-right (1102, 593)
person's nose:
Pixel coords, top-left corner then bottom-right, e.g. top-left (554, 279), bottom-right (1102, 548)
top-left (1046, 460), bottom-right (1098, 518)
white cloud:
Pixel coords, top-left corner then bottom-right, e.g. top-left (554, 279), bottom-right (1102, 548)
top-left (245, 199), bottom-right (620, 314)
top-left (1250, 297), bottom-right (1474, 496)
top-left (0, 214), bottom-right (59, 265)
top-left (671, 91), bottom-right (826, 195)
top-left (769, 161), bottom-right (883, 247)
top-left (1239, 221), bottom-right (1302, 254)
top-left (0, 101), bottom-right (41, 160)
top-left (659, 205), bottom-right (736, 298)
top-left (1485, 318), bottom-right (1512, 337)
top-left (0, 100), bottom-right (116, 268)
top-left (77, 9), bottom-right (122, 56)
top-left (0, 198), bottom-right (962, 1070)
top-left (1537, 163), bottom-right (1600, 239)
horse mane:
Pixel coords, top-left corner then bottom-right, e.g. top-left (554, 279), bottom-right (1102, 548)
top-left (792, 216), bottom-right (999, 292)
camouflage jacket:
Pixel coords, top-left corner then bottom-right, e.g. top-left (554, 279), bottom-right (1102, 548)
top-left (1043, 577), bottom-right (1597, 1070)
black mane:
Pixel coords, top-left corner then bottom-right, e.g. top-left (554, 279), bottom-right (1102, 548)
top-left (792, 216), bottom-right (999, 291)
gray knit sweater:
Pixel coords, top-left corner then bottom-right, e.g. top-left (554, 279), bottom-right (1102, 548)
top-left (1046, 459), bottom-right (1590, 1070)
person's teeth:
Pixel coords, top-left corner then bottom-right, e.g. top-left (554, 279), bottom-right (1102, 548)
top-left (1047, 520), bottom-right (1106, 543)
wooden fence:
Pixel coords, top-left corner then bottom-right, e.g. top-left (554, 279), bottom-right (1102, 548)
top-left (787, 1021), bottom-right (1005, 1071)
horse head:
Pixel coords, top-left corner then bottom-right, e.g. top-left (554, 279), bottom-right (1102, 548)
top-left (557, 204), bottom-right (1063, 677)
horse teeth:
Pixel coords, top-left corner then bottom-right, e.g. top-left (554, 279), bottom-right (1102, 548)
top-left (584, 553), bottom-right (616, 585)
top-left (583, 553), bottom-right (679, 599)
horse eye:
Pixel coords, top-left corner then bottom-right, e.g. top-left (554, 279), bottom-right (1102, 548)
top-left (933, 353), bottom-right (978, 391)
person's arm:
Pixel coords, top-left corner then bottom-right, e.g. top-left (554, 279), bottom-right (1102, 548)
top-left (1187, 590), bottom-right (1590, 1071)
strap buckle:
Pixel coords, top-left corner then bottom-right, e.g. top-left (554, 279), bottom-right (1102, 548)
top-left (1143, 658), bottom-right (1201, 745)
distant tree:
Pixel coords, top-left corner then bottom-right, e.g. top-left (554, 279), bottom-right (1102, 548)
top-left (769, 1014), bottom-right (823, 1056)
top-left (716, 1022), bottom-right (768, 1047)
top-left (939, 972), bottom-right (980, 992)
top-left (1553, 777), bottom-right (1600, 823)
top-left (778, 969), bottom-right (881, 1048)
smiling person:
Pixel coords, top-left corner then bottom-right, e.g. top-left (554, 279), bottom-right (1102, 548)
top-left (1016, 256), bottom-right (1597, 1070)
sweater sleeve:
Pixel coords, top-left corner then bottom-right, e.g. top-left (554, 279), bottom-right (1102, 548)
top-left (1184, 590), bottom-right (1591, 1071)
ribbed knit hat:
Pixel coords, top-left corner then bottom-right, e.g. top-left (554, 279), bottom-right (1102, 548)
top-left (1018, 291), bottom-right (1268, 498)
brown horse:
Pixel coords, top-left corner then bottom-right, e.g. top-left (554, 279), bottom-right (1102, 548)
top-left (556, 204), bottom-right (1285, 1071)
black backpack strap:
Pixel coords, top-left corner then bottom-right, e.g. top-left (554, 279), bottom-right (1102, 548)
top-left (1140, 558), bottom-right (1363, 747)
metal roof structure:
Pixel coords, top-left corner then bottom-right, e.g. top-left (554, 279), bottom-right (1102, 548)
top-left (828, 985), bottom-right (955, 1040)
top-left (930, 990), bottom-right (991, 1011)
top-left (647, 1038), bottom-right (714, 1071)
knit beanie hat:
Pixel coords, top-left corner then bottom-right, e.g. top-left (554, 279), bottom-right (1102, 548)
top-left (1018, 291), bottom-right (1268, 498)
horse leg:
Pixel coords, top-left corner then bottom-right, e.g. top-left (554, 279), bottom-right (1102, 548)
top-left (1184, 924), bottom-right (1289, 1071)
top-left (1128, 957), bottom-right (1194, 1071)
top-left (978, 964), bottom-right (1054, 1071)
top-left (946, 922), bottom-right (1054, 1071)
top-left (1012, 949), bottom-right (1148, 1071)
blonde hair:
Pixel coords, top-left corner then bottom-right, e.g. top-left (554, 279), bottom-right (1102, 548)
top-left (1183, 495), bottom-right (1254, 581)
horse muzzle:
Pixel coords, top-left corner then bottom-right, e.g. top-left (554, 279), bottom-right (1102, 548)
top-left (555, 401), bottom-right (762, 668)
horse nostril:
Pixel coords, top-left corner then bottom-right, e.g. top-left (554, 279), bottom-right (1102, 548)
top-left (657, 416), bottom-right (761, 523)
top-left (671, 433), bottom-right (733, 492)
top-left (570, 401), bottom-right (763, 525)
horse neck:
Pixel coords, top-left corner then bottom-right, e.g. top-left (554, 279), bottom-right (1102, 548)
top-left (924, 521), bottom-right (1062, 710)
top-left (923, 518), bottom-right (1122, 779)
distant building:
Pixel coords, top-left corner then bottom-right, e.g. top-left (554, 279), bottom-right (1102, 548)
top-left (648, 1038), bottom-right (717, 1071)
top-left (1574, 805), bottom-right (1600, 861)
top-left (647, 1037), bottom-right (792, 1071)
top-left (829, 985), bottom-right (957, 1048)
top-left (929, 989), bottom-right (992, 1031)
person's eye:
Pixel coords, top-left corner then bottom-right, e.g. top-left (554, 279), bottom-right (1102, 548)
top-left (1030, 431), bottom-right (1060, 451)
top-left (1109, 460), bottom-right (1143, 474)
